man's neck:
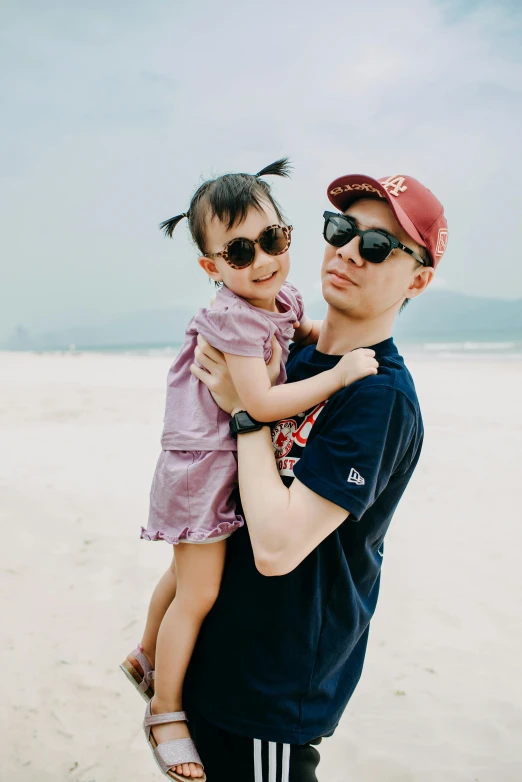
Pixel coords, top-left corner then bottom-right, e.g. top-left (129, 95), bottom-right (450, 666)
top-left (316, 306), bottom-right (395, 355)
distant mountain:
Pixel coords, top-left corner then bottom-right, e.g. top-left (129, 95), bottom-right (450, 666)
top-left (394, 290), bottom-right (522, 342)
top-left (5, 308), bottom-right (195, 351)
top-left (5, 291), bottom-right (522, 350)
top-left (307, 290), bottom-right (522, 343)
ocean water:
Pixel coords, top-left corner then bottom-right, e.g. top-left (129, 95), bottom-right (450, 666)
top-left (401, 340), bottom-right (522, 361)
top-left (16, 339), bottom-right (522, 360)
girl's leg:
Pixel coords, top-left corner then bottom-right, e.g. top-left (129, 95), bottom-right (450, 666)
top-left (127, 548), bottom-right (177, 671)
top-left (140, 548), bottom-right (178, 663)
top-left (151, 540), bottom-right (227, 779)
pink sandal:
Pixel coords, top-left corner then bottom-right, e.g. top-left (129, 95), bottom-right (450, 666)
top-left (143, 702), bottom-right (206, 781)
top-left (119, 645), bottom-right (155, 701)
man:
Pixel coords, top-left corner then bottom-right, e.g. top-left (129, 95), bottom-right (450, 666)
top-left (187, 172), bottom-right (448, 781)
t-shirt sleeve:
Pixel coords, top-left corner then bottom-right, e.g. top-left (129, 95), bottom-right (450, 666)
top-left (282, 281), bottom-right (305, 323)
top-left (293, 385), bottom-right (416, 519)
top-left (192, 305), bottom-right (271, 358)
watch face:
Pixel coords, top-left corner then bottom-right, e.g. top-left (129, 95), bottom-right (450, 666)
top-left (237, 411), bottom-right (253, 428)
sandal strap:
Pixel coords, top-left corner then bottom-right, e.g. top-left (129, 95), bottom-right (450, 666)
top-left (132, 645), bottom-right (153, 678)
top-left (137, 670), bottom-right (155, 693)
top-left (154, 737), bottom-right (203, 772)
top-left (144, 706), bottom-right (188, 727)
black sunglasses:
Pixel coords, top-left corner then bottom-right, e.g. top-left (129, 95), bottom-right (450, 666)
top-left (205, 224), bottom-right (293, 269)
top-left (323, 211), bottom-right (427, 266)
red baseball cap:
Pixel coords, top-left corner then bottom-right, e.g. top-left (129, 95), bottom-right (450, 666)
top-left (327, 173), bottom-right (448, 267)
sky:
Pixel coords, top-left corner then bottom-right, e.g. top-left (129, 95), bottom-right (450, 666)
top-left (1, 0), bottom-right (521, 342)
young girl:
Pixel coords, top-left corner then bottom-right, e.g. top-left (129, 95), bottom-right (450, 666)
top-left (120, 160), bottom-right (378, 781)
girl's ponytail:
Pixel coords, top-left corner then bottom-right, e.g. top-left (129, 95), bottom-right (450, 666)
top-left (159, 213), bottom-right (188, 238)
top-left (255, 158), bottom-right (292, 180)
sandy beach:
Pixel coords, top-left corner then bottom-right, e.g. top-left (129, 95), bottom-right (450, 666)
top-left (1, 349), bottom-right (521, 782)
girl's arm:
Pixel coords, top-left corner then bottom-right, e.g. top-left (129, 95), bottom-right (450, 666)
top-left (223, 348), bottom-right (378, 423)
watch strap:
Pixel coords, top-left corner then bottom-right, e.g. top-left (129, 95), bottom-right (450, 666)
top-left (229, 411), bottom-right (270, 437)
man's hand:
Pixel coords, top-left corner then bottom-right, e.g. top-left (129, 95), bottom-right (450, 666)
top-left (191, 335), bottom-right (283, 415)
top-left (191, 336), bottom-right (242, 415)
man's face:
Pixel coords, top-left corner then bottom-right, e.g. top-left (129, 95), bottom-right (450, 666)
top-left (321, 198), bottom-right (430, 319)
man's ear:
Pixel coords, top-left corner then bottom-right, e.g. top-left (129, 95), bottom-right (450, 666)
top-left (198, 256), bottom-right (222, 283)
top-left (406, 266), bottom-right (435, 302)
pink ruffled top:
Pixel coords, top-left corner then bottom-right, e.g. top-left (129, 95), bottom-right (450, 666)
top-left (161, 281), bottom-right (305, 452)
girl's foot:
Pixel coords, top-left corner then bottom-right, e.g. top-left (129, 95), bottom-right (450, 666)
top-left (150, 696), bottom-right (204, 779)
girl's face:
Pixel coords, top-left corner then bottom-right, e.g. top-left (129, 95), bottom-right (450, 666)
top-left (198, 200), bottom-right (290, 309)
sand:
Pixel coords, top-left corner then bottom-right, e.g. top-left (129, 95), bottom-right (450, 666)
top-left (1, 350), bottom-right (521, 782)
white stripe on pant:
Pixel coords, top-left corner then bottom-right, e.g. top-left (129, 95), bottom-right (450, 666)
top-left (254, 738), bottom-right (291, 782)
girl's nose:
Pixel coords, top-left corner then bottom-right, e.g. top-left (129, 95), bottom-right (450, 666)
top-left (251, 246), bottom-right (274, 270)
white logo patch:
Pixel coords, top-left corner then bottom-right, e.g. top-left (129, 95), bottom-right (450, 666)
top-left (435, 228), bottom-right (448, 256)
top-left (380, 175), bottom-right (408, 197)
top-left (347, 468), bottom-right (365, 486)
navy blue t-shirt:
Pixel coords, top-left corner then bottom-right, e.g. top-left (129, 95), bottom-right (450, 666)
top-left (185, 337), bottom-right (423, 745)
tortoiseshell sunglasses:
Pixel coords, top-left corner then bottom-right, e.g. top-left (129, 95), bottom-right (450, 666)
top-left (205, 224), bottom-right (293, 269)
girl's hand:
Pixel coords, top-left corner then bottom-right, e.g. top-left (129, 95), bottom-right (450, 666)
top-left (191, 335), bottom-right (243, 415)
top-left (336, 348), bottom-right (378, 387)
top-left (293, 316), bottom-right (321, 346)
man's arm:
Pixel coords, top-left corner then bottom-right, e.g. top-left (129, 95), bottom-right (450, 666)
top-left (233, 423), bottom-right (348, 576)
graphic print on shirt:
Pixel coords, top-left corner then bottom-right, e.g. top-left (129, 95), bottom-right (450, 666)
top-left (272, 401), bottom-right (327, 478)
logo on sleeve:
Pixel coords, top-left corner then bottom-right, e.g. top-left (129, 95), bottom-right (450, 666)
top-left (347, 468), bottom-right (365, 486)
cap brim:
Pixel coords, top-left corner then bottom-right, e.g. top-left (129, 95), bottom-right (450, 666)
top-left (327, 174), bottom-right (426, 249)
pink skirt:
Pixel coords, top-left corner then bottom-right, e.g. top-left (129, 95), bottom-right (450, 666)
top-left (141, 450), bottom-right (244, 545)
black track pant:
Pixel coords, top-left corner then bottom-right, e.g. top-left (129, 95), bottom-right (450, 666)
top-left (190, 710), bottom-right (322, 782)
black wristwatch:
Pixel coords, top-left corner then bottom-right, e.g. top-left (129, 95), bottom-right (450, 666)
top-left (229, 410), bottom-right (269, 437)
